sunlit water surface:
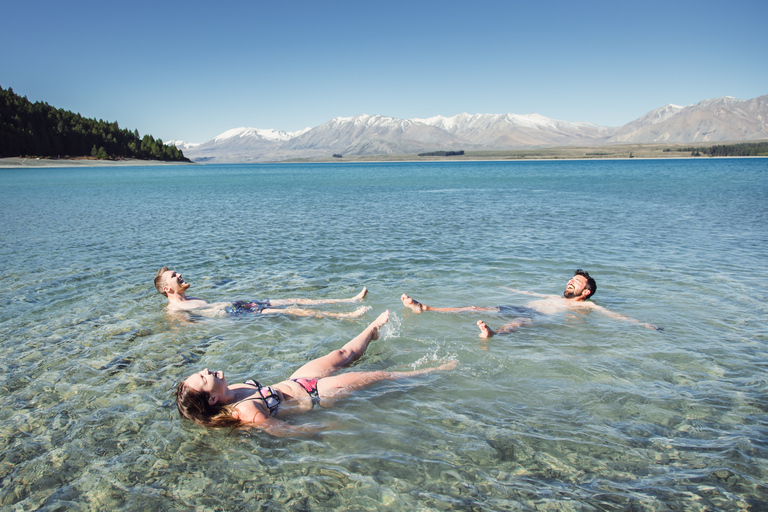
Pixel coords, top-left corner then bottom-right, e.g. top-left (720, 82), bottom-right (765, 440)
top-left (1, 159), bottom-right (766, 510)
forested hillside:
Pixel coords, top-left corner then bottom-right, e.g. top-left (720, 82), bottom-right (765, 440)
top-left (0, 86), bottom-right (189, 161)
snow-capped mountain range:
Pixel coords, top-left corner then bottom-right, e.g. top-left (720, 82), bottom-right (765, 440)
top-left (171, 94), bottom-right (768, 163)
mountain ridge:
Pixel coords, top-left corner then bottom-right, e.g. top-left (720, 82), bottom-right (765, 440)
top-left (175, 94), bottom-right (768, 163)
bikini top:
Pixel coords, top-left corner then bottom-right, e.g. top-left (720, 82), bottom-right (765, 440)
top-left (235, 379), bottom-right (281, 417)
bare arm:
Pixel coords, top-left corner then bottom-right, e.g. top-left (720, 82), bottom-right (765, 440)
top-left (243, 417), bottom-right (329, 437)
top-left (591, 303), bottom-right (662, 330)
top-left (235, 401), bottom-right (328, 437)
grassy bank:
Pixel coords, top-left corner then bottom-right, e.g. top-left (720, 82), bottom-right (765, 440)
top-left (285, 141), bottom-right (768, 163)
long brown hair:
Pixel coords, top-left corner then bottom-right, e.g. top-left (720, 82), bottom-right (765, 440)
top-left (175, 381), bottom-right (242, 429)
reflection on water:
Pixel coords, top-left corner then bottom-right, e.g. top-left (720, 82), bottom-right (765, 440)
top-left (0, 159), bottom-right (766, 510)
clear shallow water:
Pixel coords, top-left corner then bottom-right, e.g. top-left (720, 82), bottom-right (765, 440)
top-left (1, 158), bottom-right (766, 510)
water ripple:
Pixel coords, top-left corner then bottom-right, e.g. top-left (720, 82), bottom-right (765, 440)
top-left (0, 160), bottom-right (766, 510)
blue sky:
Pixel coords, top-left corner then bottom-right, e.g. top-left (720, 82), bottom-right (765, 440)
top-left (2, 0), bottom-right (766, 143)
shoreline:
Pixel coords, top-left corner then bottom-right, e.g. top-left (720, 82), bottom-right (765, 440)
top-left (3, 140), bottom-right (765, 167)
top-left (0, 157), bottom-right (192, 168)
top-left (285, 141), bottom-right (768, 163)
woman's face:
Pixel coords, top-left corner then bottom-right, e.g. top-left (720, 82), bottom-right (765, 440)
top-left (184, 368), bottom-right (227, 399)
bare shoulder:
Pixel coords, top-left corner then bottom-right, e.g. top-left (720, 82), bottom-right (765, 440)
top-left (233, 400), bottom-right (269, 425)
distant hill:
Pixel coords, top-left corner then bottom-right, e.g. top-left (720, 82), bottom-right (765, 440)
top-left (609, 96), bottom-right (768, 144)
top-left (176, 94), bottom-right (768, 163)
top-left (177, 127), bottom-right (310, 163)
top-left (0, 86), bottom-right (190, 162)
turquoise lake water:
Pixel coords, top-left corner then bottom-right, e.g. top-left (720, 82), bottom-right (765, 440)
top-left (0, 158), bottom-right (766, 510)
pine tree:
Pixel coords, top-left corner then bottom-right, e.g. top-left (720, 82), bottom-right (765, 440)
top-left (0, 85), bottom-right (189, 161)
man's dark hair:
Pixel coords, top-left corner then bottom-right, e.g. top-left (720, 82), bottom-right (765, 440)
top-left (154, 266), bottom-right (169, 296)
top-left (575, 269), bottom-right (596, 299)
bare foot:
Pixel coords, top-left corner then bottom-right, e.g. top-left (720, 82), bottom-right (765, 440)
top-left (369, 310), bottom-right (390, 340)
top-left (354, 287), bottom-right (368, 301)
top-left (401, 294), bottom-right (426, 313)
top-left (477, 320), bottom-right (495, 338)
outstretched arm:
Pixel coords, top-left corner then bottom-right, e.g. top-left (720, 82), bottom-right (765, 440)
top-left (244, 416), bottom-right (328, 438)
top-left (591, 304), bottom-right (662, 330)
top-left (235, 402), bottom-right (328, 437)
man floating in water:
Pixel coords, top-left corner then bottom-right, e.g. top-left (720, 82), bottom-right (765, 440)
top-left (154, 267), bottom-right (368, 318)
top-left (401, 269), bottom-right (661, 337)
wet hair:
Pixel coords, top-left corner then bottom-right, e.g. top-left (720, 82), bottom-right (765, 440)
top-left (154, 266), bottom-right (169, 296)
top-left (574, 269), bottom-right (596, 299)
top-left (175, 381), bottom-right (241, 429)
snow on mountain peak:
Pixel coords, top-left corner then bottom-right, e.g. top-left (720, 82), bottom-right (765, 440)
top-left (213, 126), bottom-right (308, 143)
top-left (632, 104), bottom-right (686, 126)
top-left (323, 114), bottom-right (420, 131)
top-left (414, 112), bottom-right (588, 132)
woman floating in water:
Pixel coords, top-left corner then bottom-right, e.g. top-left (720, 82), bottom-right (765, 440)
top-left (175, 310), bottom-right (456, 436)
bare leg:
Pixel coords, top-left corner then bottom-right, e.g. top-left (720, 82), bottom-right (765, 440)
top-left (289, 310), bottom-right (390, 379)
top-left (401, 294), bottom-right (497, 314)
top-left (477, 317), bottom-right (531, 338)
top-left (262, 305), bottom-right (369, 319)
top-left (270, 287), bottom-right (367, 307)
top-left (317, 361), bottom-right (458, 405)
